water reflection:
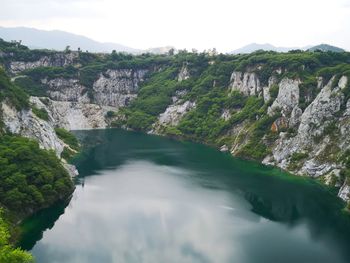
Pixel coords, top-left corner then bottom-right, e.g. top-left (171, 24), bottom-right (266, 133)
top-left (21, 129), bottom-right (350, 263)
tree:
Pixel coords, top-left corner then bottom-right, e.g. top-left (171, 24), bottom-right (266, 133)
top-left (0, 209), bottom-right (33, 263)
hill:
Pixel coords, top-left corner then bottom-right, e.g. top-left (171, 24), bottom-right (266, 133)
top-left (0, 26), bottom-right (141, 53)
top-left (308, 44), bottom-right (345, 52)
top-left (230, 43), bottom-right (307, 54)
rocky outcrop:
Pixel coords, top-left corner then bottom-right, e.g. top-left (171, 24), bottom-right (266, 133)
top-left (226, 70), bottom-right (349, 202)
top-left (30, 97), bottom-right (111, 130)
top-left (289, 106), bottom-right (303, 128)
top-left (1, 100), bottom-right (80, 177)
top-left (42, 78), bottom-right (90, 103)
top-left (92, 69), bottom-right (148, 107)
top-left (339, 180), bottom-right (350, 201)
top-left (297, 77), bottom-right (342, 140)
top-left (229, 71), bottom-right (261, 96)
top-left (263, 76), bottom-right (350, 201)
top-left (158, 101), bottom-right (196, 126)
top-left (262, 76), bottom-right (278, 103)
top-left (268, 78), bottom-right (300, 116)
top-left (1, 102), bottom-right (65, 156)
top-left (9, 52), bottom-right (78, 74)
top-left (271, 117), bottom-right (288, 132)
top-left (221, 109), bottom-right (231, 121)
top-left (178, 63), bottom-right (190, 82)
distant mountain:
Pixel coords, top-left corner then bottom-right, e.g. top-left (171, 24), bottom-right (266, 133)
top-left (308, 44), bottom-right (345, 52)
top-left (231, 43), bottom-right (347, 54)
top-left (144, 46), bottom-right (175, 55)
top-left (230, 43), bottom-right (305, 54)
top-left (0, 26), bottom-right (141, 53)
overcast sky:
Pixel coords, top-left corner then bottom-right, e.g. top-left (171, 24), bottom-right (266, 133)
top-left (1, 0), bottom-right (349, 52)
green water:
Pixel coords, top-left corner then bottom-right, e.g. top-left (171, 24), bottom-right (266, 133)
top-left (20, 129), bottom-right (350, 263)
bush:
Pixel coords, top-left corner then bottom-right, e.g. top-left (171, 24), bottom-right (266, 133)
top-left (54, 128), bottom-right (79, 151)
top-left (0, 209), bottom-right (33, 263)
top-left (290, 152), bottom-right (309, 162)
top-left (31, 106), bottom-right (49, 121)
top-left (13, 76), bottom-right (47, 97)
top-left (0, 68), bottom-right (29, 110)
top-left (61, 147), bottom-right (75, 161)
top-left (126, 111), bottom-right (156, 131)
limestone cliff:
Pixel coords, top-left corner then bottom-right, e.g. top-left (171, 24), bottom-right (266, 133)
top-left (92, 69), bottom-right (148, 107)
top-left (9, 52), bottom-right (79, 74)
top-left (228, 73), bottom-right (350, 202)
top-left (1, 100), bottom-right (79, 176)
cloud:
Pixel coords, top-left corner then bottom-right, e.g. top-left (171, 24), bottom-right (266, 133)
top-left (0, 0), bottom-right (349, 51)
top-left (0, 0), bottom-right (102, 20)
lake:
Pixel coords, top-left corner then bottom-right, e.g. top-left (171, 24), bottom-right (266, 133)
top-left (20, 128), bottom-right (350, 263)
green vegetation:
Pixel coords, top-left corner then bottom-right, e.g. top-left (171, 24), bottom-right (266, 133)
top-left (54, 128), bottom-right (79, 151)
top-left (0, 68), bottom-right (29, 110)
top-left (31, 106), bottom-right (49, 121)
top-left (23, 66), bottom-right (78, 82)
top-left (290, 152), bottom-right (309, 162)
top-left (288, 152), bottom-right (309, 170)
top-left (308, 44), bottom-right (345, 53)
top-left (61, 147), bottom-right (75, 161)
top-left (13, 76), bottom-right (46, 97)
top-left (0, 135), bottom-right (74, 216)
top-left (0, 209), bottom-right (33, 263)
top-left (237, 115), bottom-right (277, 160)
top-left (0, 38), bottom-right (53, 63)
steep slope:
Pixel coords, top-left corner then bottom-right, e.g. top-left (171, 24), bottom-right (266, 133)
top-left (0, 68), bottom-right (77, 261)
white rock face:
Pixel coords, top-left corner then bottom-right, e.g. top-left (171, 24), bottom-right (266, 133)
top-left (262, 76), bottom-right (278, 103)
top-left (221, 109), bottom-right (231, 121)
top-left (220, 145), bottom-right (229, 152)
top-left (93, 69), bottom-right (147, 107)
top-left (268, 78), bottom-right (300, 116)
top-left (264, 75), bottom-right (350, 203)
top-left (338, 76), bottom-right (348, 90)
top-left (43, 78), bottom-right (90, 103)
top-left (30, 97), bottom-right (110, 130)
top-left (263, 87), bottom-right (271, 103)
top-left (270, 78), bottom-right (343, 166)
top-left (339, 181), bottom-right (350, 201)
top-left (229, 71), bottom-right (261, 96)
top-left (344, 99), bottom-right (350, 116)
top-left (9, 52), bottom-right (78, 74)
top-left (297, 78), bottom-right (342, 140)
top-left (300, 159), bottom-right (337, 178)
top-left (158, 101), bottom-right (196, 126)
top-left (1, 102), bottom-right (65, 156)
top-left (178, 64), bottom-right (190, 82)
top-left (289, 106), bottom-right (303, 127)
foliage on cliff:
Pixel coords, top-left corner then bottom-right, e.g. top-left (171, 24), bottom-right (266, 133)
top-left (0, 209), bottom-right (33, 263)
top-left (0, 68), bottom-right (29, 110)
top-left (0, 135), bottom-right (74, 217)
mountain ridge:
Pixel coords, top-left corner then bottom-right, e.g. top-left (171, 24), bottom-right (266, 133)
top-left (230, 42), bottom-right (346, 54)
top-left (0, 26), bottom-right (176, 54)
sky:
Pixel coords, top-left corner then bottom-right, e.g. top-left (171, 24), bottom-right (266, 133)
top-left (0, 0), bottom-right (350, 52)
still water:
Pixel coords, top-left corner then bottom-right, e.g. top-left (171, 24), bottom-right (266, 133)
top-left (20, 129), bottom-right (350, 263)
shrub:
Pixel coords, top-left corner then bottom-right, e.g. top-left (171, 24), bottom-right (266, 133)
top-left (54, 128), bottom-right (79, 151)
top-left (0, 209), bottom-right (33, 263)
top-left (31, 106), bottom-right (49, 121)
